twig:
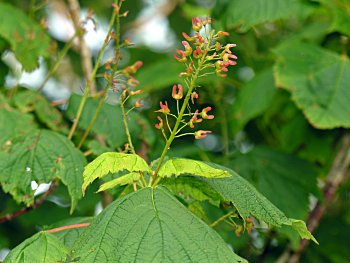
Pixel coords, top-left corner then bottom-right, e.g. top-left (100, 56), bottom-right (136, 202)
top-left (285, 133), bottom-right (350, 263)
top-left (210, 211), bottom-right (235, 228)
top-left (67, 0), bottom-right (96, 95)
top-left (45, 222), bottom-right (90, 233)
top-left (0, 180), bottom-right (58, 224)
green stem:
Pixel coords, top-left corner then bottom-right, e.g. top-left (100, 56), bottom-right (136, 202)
top-left (151, 50), bottom-right (209, 186)
top-left (77, 84), bottom-right (109, 148)
top-left (210, 211), bottom-right (235, 228)
top-left (38, 33), bottom-right (77, 91)
top-left (120, 95), bottom-right (136, 154)
top-left (68, 6), bottom-right (118, 140)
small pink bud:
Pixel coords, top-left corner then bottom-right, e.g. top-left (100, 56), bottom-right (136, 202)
top-left (124, 37), bottom-right (134, 46)
top-left (129, 89), bottom-right (143, 96)
top-left (172, 84), bottom-right (183, 100)
top-left (155, 101), bottom-right (170, 114)
top-left (121, 11), bottom-right (129, 17)
top-left (112, 3), bottom-right (119, 14)
top-left (189, 110), bottom-right (203, 128)
top-left (194, 130), bottom-right (212, 139)
top-left (127, 78), bottom-right (139, 86)
top-left (134, 98), bottom-right (143, 108)
top-left (217, 31), bottom-right (230, 37)
top-left (182, 41), bottom-right (192, 56)
top-left (224, 43), bottom-right (237, 54)
top-left (182, 32), bottom-right (196, 42)
top-left (191, 92), bottom-right (199, 104)
top-left (193, 47), bottom-right (203, 59)
top-left (201, 107), bottom-right (214, 119)
top-left (174, 49), bottom-right (187, 63)
top-left (155, 116), bottom-right (163, 129)
top-left (192, 17), bottom-right (203, 31)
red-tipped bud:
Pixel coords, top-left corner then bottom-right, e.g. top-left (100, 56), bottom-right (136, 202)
top-left (123, 60), bottom-right (143, 74)
top-left (201, 107), bottom-right (214, 119)
top-left (127, 78), bottom-right (139, 86)
top-left (134, 98), bottom-right (143, 108)
top-left (182, 41), bottom-right (192, 56)
top-left (215, 42), bottom-right (222, 51)
top-left (191, 92), bottom-right (199, 104)
top-left (174, 49), bottom-right (187, 63)
top-left (192, 17), bottom-right (203, 31)
top-left (124, 37), bottom-right (134, 46)
top-left (172, 84), bottom-right (183, 100)
top-left (155, 101), bottom-right (170, 114)
top-left (182, 32), bottom-right (196, 42)
top-left (189, 110), bottom-right (203, 128)
top-left (193, 47), bottom-right (203, 59)
top-left (155, 116), bottom-right (163, 129)
top-left (224, 43), bottom-right (237, 54)
top-left (194, 130), bottom-right (212, 139)
top-left (202, 17), bottom-right (212, 26)
top-left (217, 31), bottom-right (230, 37)
top-left (129, 89), bottom-right (143, 96)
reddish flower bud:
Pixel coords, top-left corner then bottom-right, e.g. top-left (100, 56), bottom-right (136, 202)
top-left (201, 107), bottom-right (214, 119)
top-left (224, 43), bottom-right (237, 54)
top-left (194, 130), bottom-right (212, 139)
top-left (155, 116), bottom-right (163, 129)
top-left (192, 17), bottom-right (203, 31)
top-left (191, 91), bottom-right (199, 104)
top-left (217, 31), bottom-right (230, 37)
top-left (129, 89), bottom-right (143, 96)
top-left (202, 17), bottom-right (212, 26)
top-left (124, 37), bottom-right (134, 46)
top-left (112, 3), bottom-right (119, 14)
top-left (134, 98), bottom-right (143, 108)
top-left (155, 101), bottom-right (170, 114)
top-left (172, 84), bottom-right (183, 100)
top-left (182, 41), bottom-right (192, 56)
top-left (174, 49), bottom-right (187, 63)
top-left (215, 42), bottom-right (222, 51)
top-left (189, 110), bottom-right (203, 128)
top-left (193, 47), bottom-right (203, 59)
top-left (127, 78), bottom-right (139, 86)
top-left (182, 32), bottom-right (196, 42)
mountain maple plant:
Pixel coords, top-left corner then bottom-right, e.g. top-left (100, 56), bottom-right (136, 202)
top-left (0, 1), bottom-right (319, 262)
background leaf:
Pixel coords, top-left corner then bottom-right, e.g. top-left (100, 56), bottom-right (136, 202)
top-left (0, 3), bottom-right (51, 71)
top-left (0, 130), bottom-right (86, 212)
top-left (274, 41), bottom-right (350, 129)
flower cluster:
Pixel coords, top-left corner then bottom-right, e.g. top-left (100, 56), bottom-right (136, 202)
top-left (155, 17), bottom-right (237, 141)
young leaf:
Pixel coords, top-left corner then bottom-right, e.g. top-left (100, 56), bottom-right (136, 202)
top-left (4, 232), bottom-right (69, 263)
top-left (71, 187), bottom-right (247, 262)
top-left (0, 3), bottom-right (51, 71)
top-left (158, 158), bottom-right (230, 178)
top-left (82, 152), bottom-right (149, 192)
top-left (0, 130), bottom-right (86, 213)
top-left (197, 164), bottom-right (317, 243)
top-left (274, 41), bottom-right (350, 129)
top-left (98, 172), bottom-right (140, 192)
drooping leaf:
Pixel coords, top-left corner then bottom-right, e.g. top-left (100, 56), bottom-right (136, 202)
top-left (0, 3), bottom-right (51, 71)
top-left (220, 0), bottom-right (313, 32)
top-left (98, 172), bottom-right (141, 192)
top-left (0, 108), bottom-right (37, 146)
top-left (195, 164), bottom-right (317, 243)
top-left (82, 152), bottom-right (149, 192)
top-left (71, 187), bottom-right (247, 262)
top-left (158, 158), bottom-right (230, 178)
top-left (13, 89), bottom-right (68, 133)
top-left (274, 41), bottom-right (350, 129)
top-left (232, 68), bottom-right (277, 133)
top-left (162, 177), bottom-right (223, 207)
top-left (0, 130), bottom-right (86, 213)
top-left (4, 232), bottom-right (69, 263)
top-left (66, 93), bottom-right (155, 147)
top-left (230, 147), bottom-right (318, 219)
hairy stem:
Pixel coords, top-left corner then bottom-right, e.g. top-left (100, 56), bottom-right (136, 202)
top-left (68, 6), bottom-right (118, 140)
